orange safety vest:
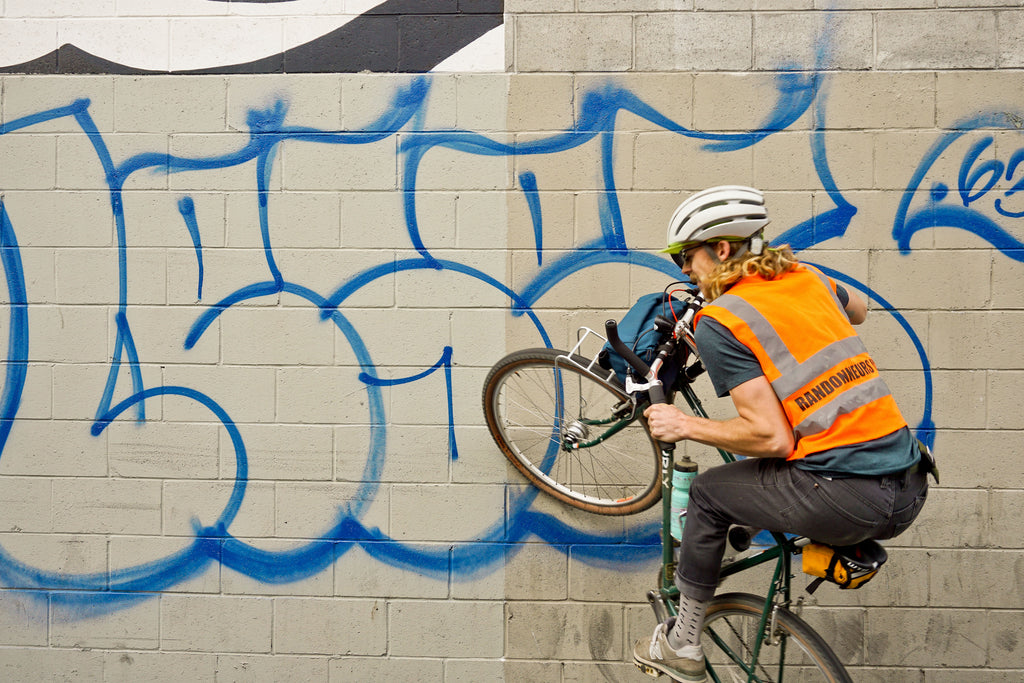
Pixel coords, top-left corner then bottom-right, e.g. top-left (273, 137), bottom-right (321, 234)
top-left (695, 265), bottom-right (907, 461)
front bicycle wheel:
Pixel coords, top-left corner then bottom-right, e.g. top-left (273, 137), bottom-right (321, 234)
top-left (482, 347), bottom-right (661, 515)
top-left (703, 592), bottom-right (852, 683)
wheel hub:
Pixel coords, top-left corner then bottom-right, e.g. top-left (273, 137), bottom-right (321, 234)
top-left (562, 420), bottom-right (589, 446)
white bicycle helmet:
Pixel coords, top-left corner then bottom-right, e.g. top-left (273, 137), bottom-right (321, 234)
top-left (662, 186), bottom-right (770, 257)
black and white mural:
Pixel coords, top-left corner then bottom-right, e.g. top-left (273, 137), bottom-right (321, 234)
top-left (0, 0), bottom-right (504, 74)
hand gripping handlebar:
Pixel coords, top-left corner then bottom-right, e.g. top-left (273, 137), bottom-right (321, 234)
top-left (603, 320), bottom-right (667, 403)
top-left (604, 319), bottom-right (673, 451)
top-left (603, 292), bottom-right (704, 453)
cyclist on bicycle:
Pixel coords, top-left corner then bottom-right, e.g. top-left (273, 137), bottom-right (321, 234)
top-left (632, 186), bottom-right (931, 682)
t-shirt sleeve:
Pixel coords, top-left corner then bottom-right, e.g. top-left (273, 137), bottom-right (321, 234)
top-left (693, 317), bottom-right (765, 398)
top-left (694, 281), bottom-right (850, 397)
top-left (835, 283), bottom-right (849, 309)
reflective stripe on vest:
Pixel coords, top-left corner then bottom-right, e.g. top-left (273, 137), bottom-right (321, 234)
top-left (696, 265), bottom-right (907, 460)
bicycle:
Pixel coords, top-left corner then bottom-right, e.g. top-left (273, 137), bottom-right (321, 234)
top-left (483, 286), bottom-right (886, 682)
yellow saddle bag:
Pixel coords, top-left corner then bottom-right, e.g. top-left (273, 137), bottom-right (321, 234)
top-left (802, 540), bottom-right (887, 593)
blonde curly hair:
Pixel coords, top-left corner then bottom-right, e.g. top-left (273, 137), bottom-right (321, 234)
top-left (701, 243), bottom-right (799, 301)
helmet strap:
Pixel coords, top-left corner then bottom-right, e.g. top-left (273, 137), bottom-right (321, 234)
top-left (703, 243), bottom-right (722, 265)
top-left (731, 232), bottom-right (765, 259)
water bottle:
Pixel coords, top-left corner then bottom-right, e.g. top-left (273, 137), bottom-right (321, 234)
top-left (670, 458), bottom-right (698, 541)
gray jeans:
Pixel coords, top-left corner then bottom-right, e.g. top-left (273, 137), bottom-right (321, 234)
top-left (675, 457), bottom-right (929, 602)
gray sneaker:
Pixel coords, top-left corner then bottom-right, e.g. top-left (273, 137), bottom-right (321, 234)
top-left (632, 620), bottom-right (707, 682)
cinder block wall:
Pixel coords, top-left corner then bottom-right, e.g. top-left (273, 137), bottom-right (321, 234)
top-left (0, 4), bottom-right (1020, 682)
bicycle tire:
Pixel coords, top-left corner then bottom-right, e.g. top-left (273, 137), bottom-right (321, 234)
top-left (482, 347), bottom-right (661, 515)
top-left (702, 592), bottom-right (853, 683)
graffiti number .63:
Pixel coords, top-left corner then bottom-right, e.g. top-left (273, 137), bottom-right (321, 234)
top-left (958, 136), bottom-right (1024, 218)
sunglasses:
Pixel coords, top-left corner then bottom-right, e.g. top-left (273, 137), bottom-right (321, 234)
top-left (671, 245), bottom-right (703, 269)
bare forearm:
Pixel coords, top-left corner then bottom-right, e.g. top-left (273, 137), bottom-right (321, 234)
top-left (646, 407), bottom-right (791, 459)
top-left (643, 376), bottom-right (795, 459)
top-left (678, 415), bottom-right (791, 458)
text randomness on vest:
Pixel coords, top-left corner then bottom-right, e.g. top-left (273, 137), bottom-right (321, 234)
top-left (793, 359), bottom-right (877, 413)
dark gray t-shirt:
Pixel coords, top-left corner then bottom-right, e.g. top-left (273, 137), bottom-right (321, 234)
top-left (694, 284), bottom-right (918, 476)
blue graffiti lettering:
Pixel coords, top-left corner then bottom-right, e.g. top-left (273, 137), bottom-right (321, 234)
top-left (894, 112), bottom-right (1024, 259)
top-left (0, 62), bottom-right (951, 618)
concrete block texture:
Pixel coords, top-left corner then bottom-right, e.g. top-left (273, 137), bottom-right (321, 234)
top-left (505, 601), bottom-right (624, 661)
top-left (866, 607), bottom-right (988, 668)
top-left (0, 4), bottom-right (1023, 679)
top-left (514, 14), bottom-right (634, 72)
top-left (274, 597), bottom-right (385, 655)
top-left (161, 595), bottom-right (273, 653)
top-left (753, 12), bottom-right (874, 71)
top-left (390, 600), bottom-right (504, 658)
top-left (876, 10), bottom-right (999, 70)
top-left (635, 13), bottom-right (754, 72)
top-left (105, 652), bottom-right (219, 683)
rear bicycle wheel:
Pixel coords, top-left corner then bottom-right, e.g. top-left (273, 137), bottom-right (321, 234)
top-left (482, 347), bottom-right (661, 515)
top-left (702, 592), bottom-right (852, 683)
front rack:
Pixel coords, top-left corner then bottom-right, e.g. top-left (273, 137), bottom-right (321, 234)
top-left (555, 326), bottom-right (620, 387)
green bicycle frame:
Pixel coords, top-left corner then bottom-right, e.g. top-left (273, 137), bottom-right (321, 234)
top-left (565, 409), bottom-right (637, 450)
top-left (654, 379), bottom-right (801, 683)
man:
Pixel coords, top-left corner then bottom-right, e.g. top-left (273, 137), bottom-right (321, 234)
top-left (632, 186), bottom-right (930, 682)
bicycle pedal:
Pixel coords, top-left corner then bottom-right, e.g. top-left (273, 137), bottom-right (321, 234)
top-left (634, 661), bottom-right (662, 678)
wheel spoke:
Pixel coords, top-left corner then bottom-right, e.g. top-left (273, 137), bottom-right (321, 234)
top-left (703, 593), bottom-right (852, 683)
top-left (483, 348), bottom-right (662, 515)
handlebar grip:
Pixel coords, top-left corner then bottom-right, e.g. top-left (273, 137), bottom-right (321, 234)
top-left (606, 320), bottom-right (675, 452)
top-left (645, 383), bottom-right (673, 453)
top-left (647, 383), bottom-right (667, 406)
top-left (604, 320), bottom-right (652, 377)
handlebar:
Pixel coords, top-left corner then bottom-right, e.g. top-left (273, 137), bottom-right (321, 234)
top-left (604, 291), bottom-right (705, 454)
top-left (605, 319), bottom-right (673, 452)
top-left (604, 320), bottom-right (668, 404)
top-left (602, 321), bottom-right (667, 401)
top-left (604, 290), bottom-right (705, 406)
